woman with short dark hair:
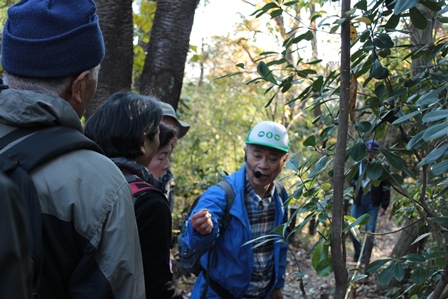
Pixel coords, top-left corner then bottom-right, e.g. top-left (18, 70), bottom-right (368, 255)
top-left (85, 90), bottom-right (183, 299)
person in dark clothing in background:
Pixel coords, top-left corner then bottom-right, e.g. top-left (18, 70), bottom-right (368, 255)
top-left (85, 91), bottom-right (184, 299)
top-left (350, 140), bottom-right (391, 263)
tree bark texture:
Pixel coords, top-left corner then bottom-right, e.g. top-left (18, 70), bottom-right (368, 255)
top-left (410, 4), bottom-right (438, 76)
top-left (331, 0), bottom-right (350, 298)
top-left (86, 0), bottom-right (134, 119)
top-left (139, 0), bottom-right (200, 110)
top-left (385, 219), bottom-right (427, 290)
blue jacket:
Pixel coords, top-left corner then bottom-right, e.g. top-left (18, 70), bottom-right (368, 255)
top-left (184, 165), bottom-right (288, 298)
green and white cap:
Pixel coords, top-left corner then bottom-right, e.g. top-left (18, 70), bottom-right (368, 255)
top-left (246, 121), bottom-right (289, 153)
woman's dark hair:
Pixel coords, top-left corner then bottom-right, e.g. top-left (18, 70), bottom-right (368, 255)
top-left (158, 122), bottom-right (178, 149)
top-left (85, 90), bottom-right (162, 159)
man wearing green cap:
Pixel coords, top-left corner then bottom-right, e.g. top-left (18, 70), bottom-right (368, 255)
top-left (184, 121), bottom-right (290, 299)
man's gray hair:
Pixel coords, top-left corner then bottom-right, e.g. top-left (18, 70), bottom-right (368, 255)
top-left (3, 65), bottom-right (100, 97)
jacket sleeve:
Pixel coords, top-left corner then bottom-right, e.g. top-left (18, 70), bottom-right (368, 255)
top-left (274, 186), bottom-right (288, 289)
top-left (184, 186), bottom-right (227, 252)
top-left (93, 183), bottom-right (146, 299)
top-left (134, 191), bottom-right (183, 299)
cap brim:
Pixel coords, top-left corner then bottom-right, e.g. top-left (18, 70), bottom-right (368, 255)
top-left (177, 120), bottom-right (190, 139)
top-left (245, 141), bottom-right (288, 153)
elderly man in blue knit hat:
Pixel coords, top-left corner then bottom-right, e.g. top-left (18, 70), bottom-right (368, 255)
top-left (349, 140), bottom-right (391, 264)
top-left (0, 1), bottom-right (145, 298)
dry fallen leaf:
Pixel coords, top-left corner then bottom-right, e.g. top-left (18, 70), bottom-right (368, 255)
top-left (350, 21), bottom-right (358, 42)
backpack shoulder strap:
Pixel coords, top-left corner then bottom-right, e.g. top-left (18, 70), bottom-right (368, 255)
top-left (129, 180), bottom-right (160, 196)
top-left (122, 172), bottom-right (164, 198)
top-left (216, 180), bottom-right (235, 232)
top-left (274, 180), bottom-right (288, 203)
top-left (0, 126), bottom-right (104, 171)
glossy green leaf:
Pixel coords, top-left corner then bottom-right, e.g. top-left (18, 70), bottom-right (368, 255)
top-left (320, 126), bottom-right (336, 141)
top-left (411, 266), bottom-right (427, 285)
top-left (292, 186), bottom-right (303, 199)
top-left (393, 262), bottom-right (405, 281)
top-left (286, 155), bottom-right (299, 172)
top-left (423, 123), bottom-right (448, 142)
top-left (378, 262), bottom-right (396, 285)
top-left (422, 110), bottom-right (448, 123)
top-left (370, 59), bottom-right (389, 79)
top-left (411, 232), bottom-right (431, 245)
top-left (257, 61), bottom-right (277, 84)
top-left (410, 7), bottom-right (428, 29)
top-left (354, 121), bottom-right (372, 133)
top-left (351, 139), bottom-right (367, 162)
top-left (270, 9), bottom-right (283, 18)
top-left (366, 258), bottom-right (391, 272)
top-left (318, 212), bottom-right (328, 222)
top-left (343, 213), bottom-right (371, 233)
top-left (315, 257), bottom-right (333, 276)
top-left (303, 135), bottom-right (316, 147)
top-left (417, 143), bottom-right (448, 167)
top-left (403, 253), bottom-right (426, 263)
top-left (312, 76), bottom-right (324, 91)
top-left (382, 149), bottom-right (404, 170)
top-left (407, 130), bottom-right (426, 150)
top-left (394, 0), bottom-right (418, 15)
top-left (260, 2), bottom-right (279, 11)
top-left (374, 33), bottom-right (394, 49)
top-left (432, 160), bottom-right (448, 175)
top-left (366, 160), bottom-right (383, 180)
top-left (392, 110), bottom-right (421, 125)
top-left (308, 156), bottom-right (329, 179)
top-left (385, 14), bottom-right (400, 30)
top-left (312, 241), bottom-right (333, 276)
top-left (311, 240), bottom-right (325, 268)
top-left (429, 42), bottom-right (448, 59)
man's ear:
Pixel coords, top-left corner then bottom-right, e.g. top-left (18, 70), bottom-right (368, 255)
top-left (60, 71), bottom-right (89, 110)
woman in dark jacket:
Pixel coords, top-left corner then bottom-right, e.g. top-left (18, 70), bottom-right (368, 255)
top-left (85, 91), bottom-right (183, 299)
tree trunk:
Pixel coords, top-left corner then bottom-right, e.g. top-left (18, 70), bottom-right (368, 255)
top-left (139, 0), bottom-right (200, 110)
top-left (86, 0), bottom-right (134, 118)
top-left (331, 0), bottom-right (350, 298)
top-left (409, 4), bottom-right (438, 76)
top-left (385, 219), bottom-right (426, 289)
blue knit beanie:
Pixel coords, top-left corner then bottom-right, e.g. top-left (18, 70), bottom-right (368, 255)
top-left (365, 140), bottom-right (380, 153)
top-left (1, 0), bottom-right (105, 78)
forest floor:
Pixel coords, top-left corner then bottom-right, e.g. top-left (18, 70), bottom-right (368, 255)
top-left (173, 210), bottom-right (398, 299)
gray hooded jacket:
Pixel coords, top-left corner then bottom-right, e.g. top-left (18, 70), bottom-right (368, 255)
top-left (0, 89), bottom-right (145, 299)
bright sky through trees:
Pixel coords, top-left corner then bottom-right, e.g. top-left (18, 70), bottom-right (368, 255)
top-left (190, 0), bottom-right (253, 45)
top-left (190, 0), bottom-right (342, 68)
